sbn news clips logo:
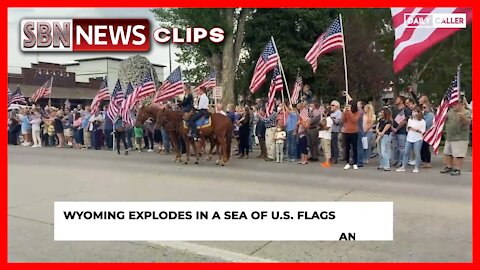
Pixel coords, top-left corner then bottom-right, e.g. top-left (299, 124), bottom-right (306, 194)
top-left (21, 19), bottom-right (225, 52)
top-left (404, 13), bottom-right (467, 28)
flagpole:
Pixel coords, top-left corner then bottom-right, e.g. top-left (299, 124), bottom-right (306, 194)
top-left (339, 14), bottom-right (349, 105)
top-left (48, 76), bottom-right (53, 107)
top-left (457, 63), bottom-right (462, 92)
top-left (270, 36), bottom-right (291, 107)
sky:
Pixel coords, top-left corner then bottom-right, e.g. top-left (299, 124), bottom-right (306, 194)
top-left (8, 8), bottom-right (182, 76)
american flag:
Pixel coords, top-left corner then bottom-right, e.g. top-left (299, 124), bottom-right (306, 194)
top-left (266, 67), bottom-right (283, 116)
top-left (299, 108), bottom-right (309, 122)
top-left (91, 78), bottom-right (109, 115)
top-left (8, 87), bottom-right (27, 105)
top-left (31, 77), bottom-right (53, 103)
top-left (391, 8), bottom-right (472, 73)
top-left (291, 75), bottom-right (303, 104)
top-left (106, 80), bottom-right (124, 122)
top-left (154, 67), bottom-right (184, 103)
top-left (394, 112), bottom-right (406, 124)
top-left (135, 71), bottom-right (156, 100)
top-left (120, 82), bottom-right (136, 125)
top-left (423, 68), bottom-right (461, 154)
top-left (195, 69), bottom-right (216, 94)
top-left (249, 40), bottom-right (279, 93)
top-left (305, 17), bottom-right (344, 73)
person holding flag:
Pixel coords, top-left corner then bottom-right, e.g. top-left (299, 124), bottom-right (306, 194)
top-left (440, 98), bottom-right (471, 176)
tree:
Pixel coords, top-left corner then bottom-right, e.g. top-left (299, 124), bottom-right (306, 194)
top-left (118, 55), bottom-right (160, 87)
top-left (240, 8), bottom-right (338, 104)
top-left (151, 8), bottom-right (252, 105)
top-left (326, 9), bottom-right (392, 105)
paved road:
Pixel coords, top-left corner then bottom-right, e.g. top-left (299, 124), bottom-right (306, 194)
top-left (8, 146), bottom-right (472, 262)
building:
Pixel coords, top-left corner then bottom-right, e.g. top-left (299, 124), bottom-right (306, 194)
top-left (62, 57), bottom-right (165, 90)
top-left (8, 62), bottom-right (102, 108)
top-left (8, 57), bottom-right (166, 109)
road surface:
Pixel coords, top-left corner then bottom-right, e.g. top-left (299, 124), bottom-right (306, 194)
top-left (8, 146), bottom-right (472, 262)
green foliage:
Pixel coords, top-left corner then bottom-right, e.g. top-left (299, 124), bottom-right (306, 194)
top-left (152, 8), bottom-right (472, 105)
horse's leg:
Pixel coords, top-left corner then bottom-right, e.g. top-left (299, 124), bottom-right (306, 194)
top-left (216, 136), bottom-right (227, 166)
top-left (205, 136), bottom-right (215, 162)
top-left (169, 131), bottom-right (180, 162)
top-left (183, 135), bottom-right (190, 164)
top-left (192, 139), bottom-right (200, 164)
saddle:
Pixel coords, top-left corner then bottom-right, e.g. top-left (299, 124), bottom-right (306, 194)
top-left (183, 115), bottom-right (212, 129)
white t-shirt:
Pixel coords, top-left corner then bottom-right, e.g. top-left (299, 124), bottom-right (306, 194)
top-left (30, 118), bottom-right (42, 131)
top-left (318, 116), bottom-right (333, 140)
top-left (198, 94), bottom-right (209, 110)
top-left (406, 118), bottom-right (426, 143)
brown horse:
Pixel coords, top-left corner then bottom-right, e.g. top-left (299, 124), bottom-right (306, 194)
top-left (156, 108), bottom-right (233, 166)
top-left (135, 104), bottom-right (163, 127)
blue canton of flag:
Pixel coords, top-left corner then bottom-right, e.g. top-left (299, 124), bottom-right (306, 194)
top-left (106, 80), bottom-right (124, 122)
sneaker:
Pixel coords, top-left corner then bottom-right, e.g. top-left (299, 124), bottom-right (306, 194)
top-left (383, 168), bottom-right (391, 171)
top-left (408, 160), bottom-right (416, 166)
top-left (277, 160), bottom-right (280, 163)
top-left (450, 169), bottom-right (461, 176)
top-left (353, 164), bottom-right (359, 170)
top-left (413, 168), bottom-right (419, 173)
top-left (31, 145), bottom-right (37, 148)
top-left (440, 167), bottom-right (453, 173)
top-left (138, 150), bottom-right (142, 153)
top-left (396, 167), bottom-right (406, 172)
top-left (148, 149), bottom-right (153, 153)
top-left (321, 162), bottom-right (331, 168)
top-left (125, 151), bottom-right (129, 155)
top-left (343, 164), bottom-right (351, 170)
top-left (377, 166), bottom-right (383, 170)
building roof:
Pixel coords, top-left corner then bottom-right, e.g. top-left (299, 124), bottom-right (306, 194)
top-left (8, 83), bottom-right (99, 100)
top-left (61, 56), bottom-right (167, 68)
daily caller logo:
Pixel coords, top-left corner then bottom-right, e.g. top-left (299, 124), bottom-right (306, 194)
top-left (404, 13), bottom-right (467, 28)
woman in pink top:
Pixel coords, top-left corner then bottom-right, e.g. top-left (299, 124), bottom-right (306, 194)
top-left (73, 112), bottom-right (83, 149)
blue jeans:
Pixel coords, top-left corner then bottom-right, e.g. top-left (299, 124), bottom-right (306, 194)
top-left (357, 131), bottom-right (364, 166)
top-left (363, 131), bottom-right (374, 162)
top-left (391, 133), bottom-right (407, 165)
top-left (104, 128), bottom-right (113, 149)
top-left (161, 128), bottom-right (170, 152)
top-left (126, 128), bottom-right (134, 149)
top-left (287, 131), bottom-right (297, 160)
top-left (380, 134), bottom-right (392, 169)
top-left (403, 140), bottom-right (422, 169)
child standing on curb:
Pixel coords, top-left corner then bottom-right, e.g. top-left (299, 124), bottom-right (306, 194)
top-left (134, 125), bottom-right (144, 152)
top-left (319, 109), bottom-right (333, 168)
top-left (274, 124), bottom-right (287, 163)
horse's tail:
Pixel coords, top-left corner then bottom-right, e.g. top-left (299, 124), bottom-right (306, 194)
top-left (225, 121), bottom-right (233, 161)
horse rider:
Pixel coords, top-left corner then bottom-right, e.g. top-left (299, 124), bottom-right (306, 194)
top-left (180, 84), bottom-right (194, 113)
top-left (189, 87), bottom-right (209, 140)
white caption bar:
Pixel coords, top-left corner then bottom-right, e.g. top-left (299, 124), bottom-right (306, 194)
top-left (54, 202), bottom-right (393, 241)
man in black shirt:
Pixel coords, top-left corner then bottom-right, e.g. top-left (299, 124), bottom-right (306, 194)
top-left (391, 96), bottom-right (412, 167)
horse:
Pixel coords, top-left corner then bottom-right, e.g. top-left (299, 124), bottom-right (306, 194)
top-left (156, 108), bottom-right (233, 166)
top-left (135, 104), bottom-right (163, 127)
